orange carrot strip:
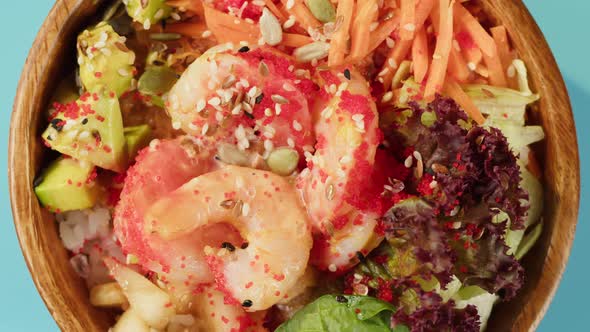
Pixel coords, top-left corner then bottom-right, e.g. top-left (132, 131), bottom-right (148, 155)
top-left (443, 79), bottom-right (485, 124)
top-left (350, 0), bottom-right (378, 59)
top-left (367, 16), bottom-right (400, 55)
top-left (282, 33), bottom-right (313, 47)
top-left (264, 0), bottom-right (288, 21)
top-left (165, 22), bottom-right (207, 37)
top-left (424, 0), bottom-right (454, 100)
top-left (400, 0), bottom-right (416, 40)
top-left (414, 0), bottom-right (436, 31)
top-left (447, 47), bottom-right (470, 83)
top-left (491, 26), bottom-right (517, 87)
top-left (203, 5), bottom-right (260, 45)
top-left (412, 27), bottom-right (429, 83)
top-left (454, 2), bottom-right (495, 57)
top-left (483, 49), bottom-right (507, 87)
top-left (329, 0), bottom-right (355, 66)
top-left (282, 0), bottom-right (321, 31)
top-left (380, 39), bottom-right (413, 90)
top-left (462, 46), bottom-right (482, 67)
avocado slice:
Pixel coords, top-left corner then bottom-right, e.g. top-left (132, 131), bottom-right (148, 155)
top-left (77, 22), bottom-right (136, 97)
top-left (34, 157), bottom-right (103, 212)
top-left (125, 0), bottom-right (172, 27)
top-left (42, 88), bottom-right (128, 172)
top-left (138, 65), bottom-right (178, 107)
top-left (124, 125), bottom-right (152, 160)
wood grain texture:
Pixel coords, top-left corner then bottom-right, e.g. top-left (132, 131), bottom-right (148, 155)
top-left (8, 0), bottom-right (580, 331)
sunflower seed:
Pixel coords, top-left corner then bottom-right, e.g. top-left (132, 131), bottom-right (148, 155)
top-left (260, 8), bottom-right (283, 46)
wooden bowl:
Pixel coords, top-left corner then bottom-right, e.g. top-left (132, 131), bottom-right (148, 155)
top-left (9, 0), bottom-right (580, 331)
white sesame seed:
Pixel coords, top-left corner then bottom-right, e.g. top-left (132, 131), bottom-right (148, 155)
top-left (385, 37), bottom-right (395, 49)
top-left (196, 99), bottom-right (206, 112)
top-left (321, 106), bottom-right (333, 119)
top-left (234, 19), bottom-right (241, 24)
top-left (77, 56), bottom-right (84, 65)
top-left (172, 121), bottom-right (181, 130)
top-left (293, 120), bottom-right (302, 131)
top-left (215, 112), bottom-right (224, 122)
top-left (412, 151), bottom-right (422, 162)
top-left (404, 155), bottom-right (413, 168)
top-left (94, 41), bottom-right (106, 49)
top-left (329, 84), bottom-right (337, 94)
top-left (507, 64), bottom-right (516, 78)
top-left (354, 121), bottom-right (365, 132)
top-left (149, 138), bottom-right (160, 150)
top-left (208, 97), bottom-right (221, 106)
top-left (235, 125), bottom-right (246, 140)
top-left (143, 19), bottom-right (151, 30)
top-left (388, 58), bottom-right (398, 69)
top-left (247, 86), bottom-right (258, 98)
top-left (467, 62), bottom-right (477, 71)
top-left (351, 114), bottom-right (364, 122)
top-left (154, 9), bottom-right (165, 20)
top-left (78, 131), bottom-right (90, 139)
top-left (99, 31), bottom-right (108, 42)
top-left (288, 65), bottom-right (294, 72)
top-left (264, 108), bottom-right (272, 116)
top-left (338, 82), bottom-right (349, 92)
top-left (283, 83), bottom-right (296, 91)
top-left (100, 47), bottom-right (112, 56)
top-left (382, 91), bottom-right (394, 103)
top-left (328, 264), bottom-right (337, 272)
top-left (287, 138), bottom-right (295, 148)
top-left (245, 18), bottom-right (255, 24)
top-left (286, 0), bottom-right (295, 9)
top-left (201, 30), bottom-right (212, 38)
top-left (339, 155), bottom-right (351, 164)
top-left (404, 23), bottom-right (416, 32)
top-left (171, 12), bottom-right (181, 20)
top-left (242, 202), bottom-right (250, 216)
top-left (304, 151), bottom-right (313, 161)
top-left (429, 180), bottom-right (438, 189)
top-left (283, 15), bottom-right (296, 29)
top-left (239, 40), bottom-right (249, 46)
top-left (433, 53), bottom-right (442, 60)
top-left (117, 68), bottom-right (130, 77)
top-left (264, 140), bottom-right (274, 151)
top-left (201, 123), bottom-right (209, 136)
top-left (275, 103), bottom-right (282, 115)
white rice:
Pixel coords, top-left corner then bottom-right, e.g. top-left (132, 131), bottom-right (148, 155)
top-left (57, 206), bottom-right (111, 252)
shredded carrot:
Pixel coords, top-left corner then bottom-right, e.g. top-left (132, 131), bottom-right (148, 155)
top-left (165, 22), bottom-right (207, 37)
top-left (527, 150), bottom-right (543, 179)
top-left (424, 0), bottom-right (454, 100)
top-left (443, 79), bottom-right (485, 124)
top-left (412, 27), bottom-right (429, 83)
top-left (483, 49), bottom-right (507, 87)
top-left (367, 16), bottom-right (400, 55)
top-left (350, 0), bottom-right (378, 60)
top-left (380, 40), bottom-right (413, 90)
top-left (329, 0), bottom-right (355, 67)
top-left (400, 0), bottom-right (416, 40)
top-left (264, 0), bottom-right (288, 22)
top-left (462, 46), bottom-right (482, 68)
top-left (282, 33), bottom-right (313, 48)
top-left (414, 0), bottom-right (436, 31)
top-left (447, 47), bottom-right (470, 83)
top-left (491, 26), bottom-right (517, 87)
top-left (454, 3), bottom-right (496, 57)
top-left (203, 5), bottom-right (260, 45)
top-left (281, 0), bottom-right (321, 32)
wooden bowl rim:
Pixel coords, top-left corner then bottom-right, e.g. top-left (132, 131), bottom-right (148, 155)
top-left (9, 0), bottom-right (580, 331)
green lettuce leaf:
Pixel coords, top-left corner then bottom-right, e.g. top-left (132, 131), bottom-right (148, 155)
top-left (276, 295), bottom-right (403, 332)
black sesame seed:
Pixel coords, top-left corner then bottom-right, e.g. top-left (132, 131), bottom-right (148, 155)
top-left (244, 111), bottom-right (254, 119)
top-left (238, 46), bottom-right (250, 53)
top-left (221, 242), bottom-right (236, 252)
top-left (50, 118), bottom-right (64, 132)
top-left (81, 118), bottom-right (89, 125)
top-left (242, 299), bottom-right (253, 307)
top-left (344, 69), bottom-right (351, 80)
top-left (241, 242), bottom-right (249, 249)
top-left (255, 93), bottom-right (264, 104)
top-left (356, 251), bottom-right (366, 262)
top-left (33, 175), bottom-right (44, 187)
top-left (336, 295), bottom-right (348, 303)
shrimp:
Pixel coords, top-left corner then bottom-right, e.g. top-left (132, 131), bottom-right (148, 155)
top-left (192, 286), bottom-right (268, 332)
top-left (114, 136), bottom-right (227, 290)
top-left (296, 68), bottom-right (385, 271)
top-left (144, 165), bottom-right (312, 311)
top-left (166, 45), bottom-right (317, 159)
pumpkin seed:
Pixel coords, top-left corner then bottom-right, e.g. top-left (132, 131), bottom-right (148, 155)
top-left (267, 147), bottom-right (299, 176)
top-left (305, 0), bottom-right (336, 23)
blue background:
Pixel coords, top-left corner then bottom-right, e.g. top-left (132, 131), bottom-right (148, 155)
top-left (0, 1), bottom-right (586, 331)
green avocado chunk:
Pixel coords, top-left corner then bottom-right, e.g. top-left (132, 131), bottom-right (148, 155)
top-left (34, 157), bottom-right (103, 212)
top-left (77, 22), bottom-right (136, 97)
top-left (124, 125), bottom-right (152, 160)
top-left (138, 65), bottom-right (178, 107)
top-left (42, 88), bottom-right (128, 172)
top-left (125, 0), bottom-right (172, 27)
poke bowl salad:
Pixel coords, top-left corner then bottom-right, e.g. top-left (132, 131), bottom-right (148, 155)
top-left (34, 0), bottom-right (546, 330)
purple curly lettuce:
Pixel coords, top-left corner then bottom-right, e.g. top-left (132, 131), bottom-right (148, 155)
top-left (377, 96), bottom-right (527, 299)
